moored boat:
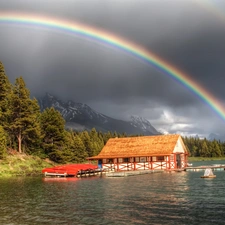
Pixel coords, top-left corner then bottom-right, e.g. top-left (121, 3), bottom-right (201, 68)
top-left (42, 164), bottom-right (99, 177)
top-left (201, 168), bottom-right (216, 178)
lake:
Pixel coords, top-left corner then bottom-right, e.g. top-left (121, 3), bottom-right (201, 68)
top-left (1, 160), bottom-right (225, 225)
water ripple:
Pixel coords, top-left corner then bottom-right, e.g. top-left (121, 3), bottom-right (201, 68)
top-left (1, 162), bottom-right (225, 225)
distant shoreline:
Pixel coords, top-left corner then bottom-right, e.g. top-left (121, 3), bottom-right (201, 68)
top-left (188, 157), bottom-right (225, 162)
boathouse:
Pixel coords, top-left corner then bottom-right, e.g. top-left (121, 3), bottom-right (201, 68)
top-left (88, 134), bottom-right (188, 171)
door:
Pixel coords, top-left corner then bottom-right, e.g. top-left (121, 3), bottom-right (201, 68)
top-left (176, 154), bottom-right (181, 168)
top-left (98, 159), bottom-right (102, 169)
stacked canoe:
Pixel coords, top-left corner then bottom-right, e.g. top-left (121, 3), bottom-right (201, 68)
top-left (42, 164), bottom-right (99, 177)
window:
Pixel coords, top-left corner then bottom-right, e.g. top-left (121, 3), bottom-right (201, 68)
top-left (140, 157), bottom-right (146, 163)
top-left (135, 157), bottom-right (140, 163)
top-left (157, 156), bottom-right (164, 161)
top-left (107, 158), bottom-right (113, 164)
top-left (118, 158), bottom-right (123, 163)
top-left (123, 158), bottom-right (129, 163)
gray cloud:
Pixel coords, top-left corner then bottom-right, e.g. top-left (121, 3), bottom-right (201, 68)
top-left (1, 0), bottom-right (225, 137)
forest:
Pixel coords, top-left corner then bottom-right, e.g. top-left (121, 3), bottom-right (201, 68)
top-left (1, 61), bottom-right (225, 163)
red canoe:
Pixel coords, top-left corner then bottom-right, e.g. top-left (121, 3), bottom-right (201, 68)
top-left (42, 164), bottom-right (99, 177)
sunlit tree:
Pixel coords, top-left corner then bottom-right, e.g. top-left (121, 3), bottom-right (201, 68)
top-left (40, 107), bottom-right (66, 162)
top-left (0, 62), bottom-right (11, 128)
top-left (0, 125), bottom-right (7, 159)
top-left (7, 77), bottom-right (41, 153)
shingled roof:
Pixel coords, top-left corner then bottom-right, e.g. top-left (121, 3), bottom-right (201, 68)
top-left (88, 134), bottom-right (187, 159)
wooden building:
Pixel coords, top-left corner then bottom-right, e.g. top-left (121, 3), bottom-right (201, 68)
top-left (88, 134), bottom-right (188, 171)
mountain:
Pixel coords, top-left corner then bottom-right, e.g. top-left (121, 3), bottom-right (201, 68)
top-left (208, 133), bottom-right (225, 142)
top-left (38, 93), bottom-right (160, 135)
top-left (157, 128), bottom-right (169, 135)
top-left (129, 115), bottom-right (159, 134)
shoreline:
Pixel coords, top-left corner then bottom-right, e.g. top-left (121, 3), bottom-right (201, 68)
top-left (188, 157), bottom-right (225, 162)
top-left (0, 154), bottom-right (55, 178)
top-left (1, 155), bottom-right (225, 178)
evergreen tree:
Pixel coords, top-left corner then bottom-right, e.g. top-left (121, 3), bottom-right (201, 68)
top-left (89, 128), bottom-right (104, 155)
top-left (71, 134), bottom-right (87, 162)
top-left (7, 77), bottom-right (41, 153)
top-left (221, 142), bottom-right (225, 156)
top-left (62, 131), bottom-right (88, 163)
top-left (199, 140), bottom-right (210, 157)
top-left (0, 62), bottom-right (11, 127)
top-left (182, 136), bottom-right (225, 158)
top-left (207, 141), bottom-right (214, 157)
top-left (80, 131), bottom-right (93, 157)
top-left (23, 98), bottom-right (43, 156)
top-left (0, 125), bottom-right (7, 159)
top-left (113, 131), bottom-right (118, 138)
top-left (192, 145), bottom-right (199, 157)
top-left (211, 140), bottom-right (222, 157)
top-left (103, 131), bottom-right (112, 144)
top-left (40, 107), bottom-right (66, 162)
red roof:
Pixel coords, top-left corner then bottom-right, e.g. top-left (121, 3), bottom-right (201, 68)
top-left (88, 134), bottom-right (187, 159)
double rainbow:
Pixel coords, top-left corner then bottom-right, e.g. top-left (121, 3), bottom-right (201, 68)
top-left (0, 12), bottom-right (225, 121)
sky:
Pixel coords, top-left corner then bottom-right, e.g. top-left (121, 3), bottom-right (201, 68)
top-left (0, 0), bottom-right (225, 138)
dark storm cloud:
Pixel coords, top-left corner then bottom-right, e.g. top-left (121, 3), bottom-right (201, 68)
top-left (152, 21), bottom-right (225, 101)
top-left (0, 0), bottom-right (225, 137)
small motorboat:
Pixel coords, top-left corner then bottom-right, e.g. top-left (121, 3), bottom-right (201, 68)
top-left (201, 168), bottom-right (216, 178)
top-left (187, 163), bottom-right (193, 167)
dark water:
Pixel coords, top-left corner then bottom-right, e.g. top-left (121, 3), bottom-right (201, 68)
top-left (1, 160), bottom-right (225, 225)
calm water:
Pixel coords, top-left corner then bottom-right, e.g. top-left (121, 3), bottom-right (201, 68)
top-left (1, 160), bottom-right (225, 225)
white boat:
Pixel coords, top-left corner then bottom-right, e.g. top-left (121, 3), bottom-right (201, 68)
top-left (187, 163), bottom-right (193, 167)
top-left (201, 168), bottom-right (216, 178)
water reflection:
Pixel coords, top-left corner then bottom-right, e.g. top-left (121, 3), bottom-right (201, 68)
top-left (0, 161), bottom-right (225, 224)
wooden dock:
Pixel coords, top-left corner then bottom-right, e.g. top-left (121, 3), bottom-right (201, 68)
top-left (185, 165), bottom-right (225, 172)
top-left (42, 163), bottom-right (225, 179)
top-left (106, 170), bottom-right (164, 177)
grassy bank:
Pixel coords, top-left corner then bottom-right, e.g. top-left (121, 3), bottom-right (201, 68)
top-left (188, 157), bottom-right (225, 162)
top-left (0, 154), bottom-right (56, 177)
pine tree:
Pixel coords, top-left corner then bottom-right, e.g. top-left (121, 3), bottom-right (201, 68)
top-left (80, 131), bottom-right (93, 157)
top-left (207, 141), bottom-right (214, 157)
top-left (103, 131), bottom-right (112, 144)
top-left (89, 128), bottom-right (104, 156)
top-left (40, 107), bottom-right (66, 162)
top-left (0, 125), bottom-right (7, 159)
top-left (200, 140), bottom-right (210, 157)
top-left (221, 142), bottom-right (225, 156)
top-left (23, 98), bottom-right (43, 155)
top-left (0, 62), bottom-right (11, 127)
top-left (71, 134), bottom-right (87, 162)
top-left (211, 140), bottom-right (222, 157)
top-left (7, 77), bottom-right (41, 153)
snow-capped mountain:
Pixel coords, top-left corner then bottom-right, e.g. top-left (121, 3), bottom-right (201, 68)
top-left (39, 93), bottom-right (109, 124)
top-left (157, 128), bottom-right (169, 135)
top-left (129, 115), bottom-right (160, 135)
top-left (38, 93), bottom-right (160, 135)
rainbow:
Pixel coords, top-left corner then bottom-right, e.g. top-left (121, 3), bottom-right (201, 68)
top-left (0, 12), bottom-right (225, 121)
top-left (195, 0), bottom-right (225, 22)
